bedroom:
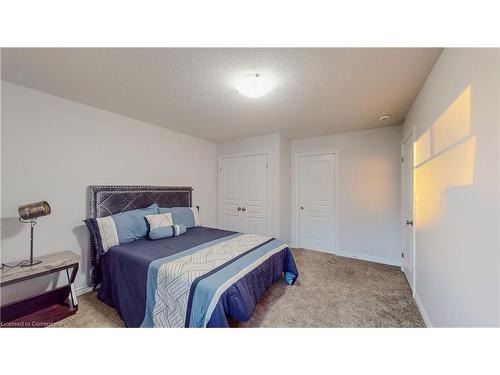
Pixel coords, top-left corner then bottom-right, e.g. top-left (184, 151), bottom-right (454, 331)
top-left (2, 46), bottom-right (498, 327)
top-left (1, 1), bottom-right (499, 373)
top-left (1, 47), bottom-right (437, 328)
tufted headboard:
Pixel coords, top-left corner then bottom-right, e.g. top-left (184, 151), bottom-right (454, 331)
top-left (87, 185), bottom-right (193, 287)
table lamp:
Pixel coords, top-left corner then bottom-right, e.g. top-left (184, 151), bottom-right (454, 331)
top-left (18, 201), bottom-right (51, 267)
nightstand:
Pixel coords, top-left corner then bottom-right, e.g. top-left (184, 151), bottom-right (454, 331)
top-left (0, 251), bottom-right (80, 327)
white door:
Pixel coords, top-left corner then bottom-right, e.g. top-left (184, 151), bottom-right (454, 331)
top-left (220, 156), bottom-right (243, 232)
top-left (240, 154), bottom-right (268, 235)
top-left (219, 154), bottom-right (268, 235)
top-left (298, 153), bottom-right (336, 252)
top-left (402, 134), bottom-right (414, 290)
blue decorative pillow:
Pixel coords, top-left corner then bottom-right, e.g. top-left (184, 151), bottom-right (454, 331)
top-left (149, 224), bottom-right (187, 240)
top-left (84, 204), bottom-right (158, 253)
top-left (158, 207), bottom-right (200, 228)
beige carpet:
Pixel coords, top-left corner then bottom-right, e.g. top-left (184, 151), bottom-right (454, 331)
top-left (55, 248), bottom-right (424, 328)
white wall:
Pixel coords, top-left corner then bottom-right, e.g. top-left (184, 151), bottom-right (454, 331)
top-left (279, 134), bottom-right (292, 243)
top-left (217, 133), bottom-right (291, 242)
top-left (291, 125), bottom-right (403, 265)
top-left (1, 82), bottom-right (218, 303)
top-left (402, 49), bottom-right (500, 327)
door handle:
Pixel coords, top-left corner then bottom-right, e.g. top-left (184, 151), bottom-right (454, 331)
top-left (300, 206), bottom-right (304, 210)
top-left (237, 207), bottom-right (242, 211)
top-left (405, 220), bottom-right (413, 226)
top-left (242, 207), bottom-right (246, 212)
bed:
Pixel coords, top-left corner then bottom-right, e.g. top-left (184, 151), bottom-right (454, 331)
top-left (87, 185), bottom-right (298, 328)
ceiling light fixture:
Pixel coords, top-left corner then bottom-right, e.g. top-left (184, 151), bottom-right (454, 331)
top-left (236, 73), bottom-right (272, 98)
top-left (378, 114), bottom-right (391, 121)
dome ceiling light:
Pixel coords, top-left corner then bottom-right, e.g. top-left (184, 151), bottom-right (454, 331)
top-left (235, 73), bottom-right (273, 98)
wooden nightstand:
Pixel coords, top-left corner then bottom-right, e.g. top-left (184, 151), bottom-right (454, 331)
top-left (0, 251), bottom-right (80, 327)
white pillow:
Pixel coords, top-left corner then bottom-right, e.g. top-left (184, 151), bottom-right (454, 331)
top-left (145, 212), bottom-right (174, 230)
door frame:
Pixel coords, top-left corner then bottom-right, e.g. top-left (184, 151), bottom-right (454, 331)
top-left (294, 150), bottom-right (339, 253)
top-left (401, 128), bottom-right (416, 296)
top-left (218, 152), bottom-right (271, 235)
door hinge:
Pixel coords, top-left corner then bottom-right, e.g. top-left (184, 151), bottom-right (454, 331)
top-left (402, 252), bottom-right (404, 258)
top-left (266, 163), bottom-right (268, 169)
top-left (401, 156), bottom-right (404, 163)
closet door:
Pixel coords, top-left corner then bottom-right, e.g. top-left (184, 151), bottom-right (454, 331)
top-left (240, 154), bottom-right (268, 235)
top-left (219, 154), bottom-right (268, 235)
top-left (220, 156), bottom-right (244, 232)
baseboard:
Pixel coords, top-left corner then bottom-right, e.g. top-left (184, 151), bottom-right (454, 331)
top-left (414, 292), bottom-right (432, 327)
top-left (334, 250), bottom-right (401, 267)
top-left (76, 285), bottom-right (93, 296)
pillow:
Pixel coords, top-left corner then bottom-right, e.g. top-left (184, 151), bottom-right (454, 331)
top-left (145, 212), bottom-right (173, 230)
top-left (158, 207), bottom-right (200, 228)
top-left (84, 204), bottom-right (158, 253)
top-left (149, 223), bottom-right (187, 240)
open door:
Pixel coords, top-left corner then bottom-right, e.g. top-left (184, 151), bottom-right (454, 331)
top-left (402, 133), bottom-right (415, 291)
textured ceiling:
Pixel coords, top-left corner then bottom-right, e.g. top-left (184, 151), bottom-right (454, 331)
top-left (1, 48), bottom-right (441, 142)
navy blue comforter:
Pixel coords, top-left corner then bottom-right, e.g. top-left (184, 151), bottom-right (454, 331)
top-left (98, 227), bottom-right (298, 327)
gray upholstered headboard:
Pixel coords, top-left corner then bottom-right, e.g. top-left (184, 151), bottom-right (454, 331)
top-left (87, 185), bottom-right (193, 286)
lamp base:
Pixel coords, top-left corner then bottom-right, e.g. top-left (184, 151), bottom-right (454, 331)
top-left (19, 260), bottom-right (42, 267)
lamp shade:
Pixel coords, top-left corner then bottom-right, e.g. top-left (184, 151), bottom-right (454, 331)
top-left (235, 73), bottom-right (273, 98)
top-left (18, 201), bottom-right (51, 221)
